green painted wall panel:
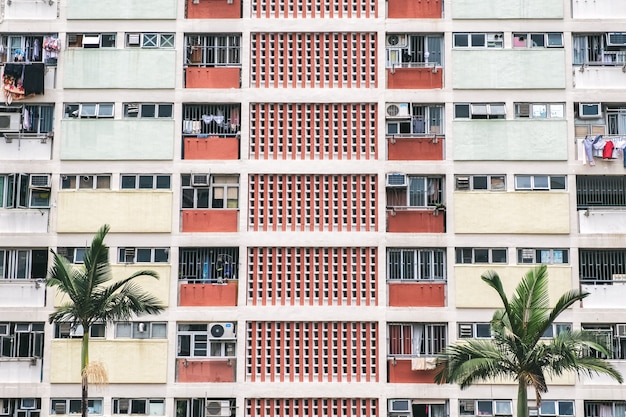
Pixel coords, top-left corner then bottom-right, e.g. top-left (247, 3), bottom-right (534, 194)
top-left (67, 0), bottom-right (176, 19)
top-left (452, 0), bottom-right (563, 19)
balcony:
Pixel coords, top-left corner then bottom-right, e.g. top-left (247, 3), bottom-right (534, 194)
top-left (387, 358), bottom-right (437, 383)
top-left (579, 208), bottom-right (626, 234)
top-left (387, 136), bottom-right (444, 160)
top-left (388, 282), bottom-right (445, 307)
top-left (582, 280), bottom-right (626, 308)
top-left (186, 0), bottom-right (241, 19)
top-left (452, 119), bottom-right (567, 161)
top-left (386, 208), bottom-right (445, 233)
top-left (0, 358), bottom-right (42, 383)
top-left (67, 0), bottom-right (176, 19)
top-left (572, 0), bottom-right (626, 19)
top-left (0, 281), bottom-right (46, 308)
top-left (452, 50), bottom-right (565, 90)
top-left (50, 340), bottom-right (167, 383)
top-left (176, 358), bottom-right (236, 382)
top-left (452, 0), bottom-right (563, 19)
top-left (181, 210), bottom-right (238, 232)
top-left (179, 281), bottom-right (238, 306)
top-left (573, 65), bottom-right (626, 90)
top-left (387, 0), bottom-right (442, 18)
top-left (0, 210), bottom-right (49, 234)
top-left (185, 67), bottom-right (241, 89)
top-left (387, 65), bottom-right (443, 89)
top-left (454, 192), bottom-right (570, 234)
top-left (1, 133), bottom-right (52, 161)
top-left (183, 137), bottom-right (239, 160)
top-left (3, 0), bottom-right (57, 19)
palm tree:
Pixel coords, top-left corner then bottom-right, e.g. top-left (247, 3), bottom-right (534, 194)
top-left (435, 265), bottom-right (623, 417)
top-left (47, 224), bottom-right (165, 417)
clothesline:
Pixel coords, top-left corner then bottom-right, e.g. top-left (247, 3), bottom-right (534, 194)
top-left (581, 134), bottom-right (626, 166)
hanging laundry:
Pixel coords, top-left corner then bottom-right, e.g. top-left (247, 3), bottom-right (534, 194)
top-left (201, 114), bottom-right (214, 124)
top-left (592, 135), bottom-right (606, 158)
top-left (33, 39), bottom-right (41, 61)
top-left (230, 107), bottom-right (240, 131)
top-left (583, 136), bottom-right (596, 166)
top-left (23, 108), bottom-right (31, 131)
top-left (214, 109), bottom-right (225, 126)
top-left (603, 140), bottom-right (615, 159)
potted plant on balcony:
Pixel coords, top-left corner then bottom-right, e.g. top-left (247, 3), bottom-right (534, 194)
top-left (433, 203), bottom-right (446, 217)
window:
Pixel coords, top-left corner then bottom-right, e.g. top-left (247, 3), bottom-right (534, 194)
top-left (0, 34), bottom-right (53, 63)
top-left (541, 323), bottom-right (572, 339)
top-left (538, 401), bottom-right (574, 417)
top-left (456, 248), bottom-right (507, 264)
top-left (458, 323), bottom-right (492, 339)
top-left (388, 323), bottom-right (447, 357)
top-left (113, 399), bottom-right (165, 415)
top-left (0, 174), bottom-right (51, 209)
top-left (181, 175), bottom-right (239, 209)
top-left (179, 247), bottom-right (238, 282)
top-left (0, 399), bottom-right (41, 417)
top-left (51, 399), bottom-right (103, 415)
top-left (513, 33), bottom-right (563, 48)
top-left (64, 103), bottom-right (114, 119)
top-left (185, 34), bottom-right (241, 67)
top-left (54, 323), bottom-right (105, 339)
top-left (57, 247), bottom-right (87, 264)
top-left (453, 33), bottom-right (504, 48)
top-left (182, 104), bottom-right (241, 137)
top-left (23, 104), bottom-right (55, 133)
top-left (576, 176), bottom-right (626, 208)
top-left (386, 176), bottom-right (443, 208)
top-left (115, 322), bottom-right (167, 339)
top-left (177, 323), bottom-right (236, 358)
top-left (515, 175), bottom-right (566, 191)
top-left (515, 103), bottom-right (564, 119)
top-left (0, 249), bottom-right (48, 279)
top-left (455, 175), bottom-right (506, 191)
top-left (120, 175), bottom-right (171, 190)
top-left (582, 325), bottom-right (626, 360)
top-left (61, 175), bottom-right (111, 190)
top-left (125, 33), bottom-right (174, 49)
top-left (455, 103), bottom-right (506, 119)
top-left (579, 249), bottom-right (626, 284)
top-left (387, 248), bottom-right (445, 281)
top-left (385, 34), bottom-right (443, 67)
top-left (460, 400), bottom-right (512, 417)
top-left (573, 33), bottom-right (626, 66)
top-left (67, 33), bottom-right (116, 48)
top-left (584, 401), bottom-right (626, 417)
top-left (175, 399), bottom-right (233, 417)
top-left (118, 248), bottom-right (169, 264)
top-left (386, 104), bottom-right (444, 136)
top-left (0, 322), bottom-right (44, 358)
top-left (517, 249), bottom-right (569, 265)
top-left (123, 103), bottom-right (173, 119)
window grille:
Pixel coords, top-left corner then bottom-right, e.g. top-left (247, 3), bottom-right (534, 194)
top-left (579, 249), bottom-right (626, 284)
top-left (576, 175), bottom-right (626, 208)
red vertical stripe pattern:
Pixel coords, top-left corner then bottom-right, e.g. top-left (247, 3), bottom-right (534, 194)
top-left (251, 0), bottom-right (377, 19)
top-left (246, 398), bottom-right (378, 417)
top-left (246, 322), bottom-right (378, 382)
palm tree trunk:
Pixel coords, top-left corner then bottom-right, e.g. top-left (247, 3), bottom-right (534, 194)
top-left (81, 331), bottom-right (89, 417)
top-left (517, 380), bottom-right (528, 417)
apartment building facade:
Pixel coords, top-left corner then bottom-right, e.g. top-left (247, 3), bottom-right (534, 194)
top-left (1, 0), bottom-right (626, 416)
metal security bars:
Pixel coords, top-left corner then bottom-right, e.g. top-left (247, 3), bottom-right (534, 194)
top-left (576, 175), bottom-right (626, 208)
top-left (182, 104), bottom-right (240, 137)
top-left (579, 249), bottom-right (626, 284)
top-left (179, 247), bottom-right (239, 283)
top-left (386, 248), bottom-right (445, 280)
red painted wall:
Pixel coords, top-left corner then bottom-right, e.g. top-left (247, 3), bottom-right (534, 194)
top-left (185, 67), bottom-right (241, 89)
top-left (387, 209), bottom-right (445, 233)
top-left (387, 0), bottom-right (442, 18)
top-left (179, 282), bottom-right (238, 306)
top-left (388, 282), bottom-right (445, 307)
top-left (184, 137), bottom-right (239, 160)
top-left (181, 210), bottom-right (238, 232)
top-left (387, 136), bottom-right (444, 160)
top-left (388, 358), bottom-right (437, 383)
top-left (387, 68), bottom-right (443, 89)
top-left (177, 358), bottom-right (235, 382)
top-left (186, 0), bottom-right (241, 19)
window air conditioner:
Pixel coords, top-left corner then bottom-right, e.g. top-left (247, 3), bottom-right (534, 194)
top-left (607, 32), bottom-right (626, 46)
top-left (122, 248), bottom-right (136, 263)
top-left (389, 399), bottom-right (411, 413)
top-left (0, 112), bottom-right (21, 132)
top-left (516, 103), bottom-right (530, 118)
top-left (30, 174), bottom-right (51, 188)
top-left (127, 34), bottom-right (141, 46)
top-left (206, 400), bottom-right (231, 417)
top-left (20, 399), bottom-right (36, 410)
top-left (616, 324), bottom-right (626, 337)
top-left (579, 103), bottom-right (601, 119)
top-left (386, 103), bottom-right (410, 118)
top-left (386, 173), bottom-right (408, 188)
top-left (455, 176), bottom-right (470, 190)
top-left (458, 323), bottom-right (474, 338)
top-left (54, 403), bottom-right (67, 415)
top-left (82, 35), bottom-right (100, 48)
top-left (209, 322), bottom-right (236, 339)
top-left (192, 174), bottom-right (209, 186)
top-left (386, 34), bottom-right (408, 48)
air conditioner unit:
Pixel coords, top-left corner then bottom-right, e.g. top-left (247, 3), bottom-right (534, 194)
top-left (386, 103), bottom-right (410, 118)
top-left (82, 35), bottom-right (100, 47)
top-left (607, 32), bottom-right (626, 46)
top-left (516, 103), bottom-right (530, 118)
top-left (616, 324), bottom-right (626, 337)
top-left (121, 248), bottom-right (136, 263)
top-left (458, 323), bottom-right (474, 338)
top-left (30, 174), bottom-right (51, 188)
top-left (54, 403), bottom-right (67, 415)
top-left (455, 176), bottom-right (470, 191)
top-left (0, 112), bottom-right (21, 132)
top-left (386, 173), bottom-right (408, 188)
top-left (127, 33), bottom-right (141, 46)
top-left (579, 103), bottom-right (602, 119)
top-left (389, 399), bottom-right (411, 413)
top-left (192, 174), bottom-right (209, 186)
top-left (386, 34), bottom-right (408, 48)
top-left (20, 399), bottom-right (36, 410)
top-left (209, 322), bottom-right (236, 339)
top-left (206, 400), bottom-right (230, 417)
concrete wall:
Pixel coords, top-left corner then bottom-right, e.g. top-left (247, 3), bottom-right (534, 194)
top-left (66, 0), bottom-right (177, 19)
top-left (0, 211), bottom-right (49, 234)
top-left (451, 0), bottom-right (563, 19)
top-left (0, 282), bottom-right (46, 308)
top-left (573, 66), bottom-right (626, 90)
top-left (454, 192), bottom-right (570, 234)
top-left (583, 282), bottom-right (626, 308)
top-left (3, 0), bottom-right (57, 19)
top-left (0, 138), bottom-right (52, 161)
top-left (572, 0), bottom-right (626, 19)
top-left (0, 359), bottom-right (42, 383)
top-left (579, 209), bottom-right (626, 234)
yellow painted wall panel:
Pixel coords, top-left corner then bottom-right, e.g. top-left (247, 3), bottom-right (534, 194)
top-left (57, 192), bottom-right (172, 233)
top-left (50, 340), bottom-right (167, 383)
top-left (455, 265), bottom-right (573, 308)
top-left (453, 193), bottom-right (569, 234)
